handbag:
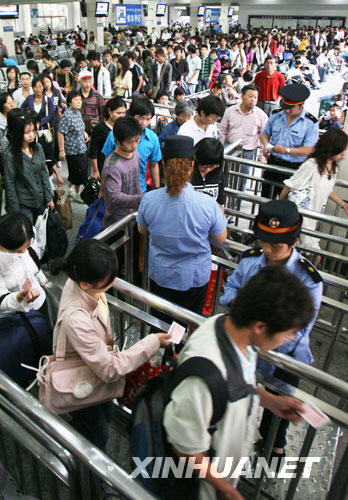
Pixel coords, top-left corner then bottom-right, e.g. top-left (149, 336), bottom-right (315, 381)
top-left (288, 185), bottom-right (313, 210)
top-left (76, 199), bottom-right (104, 244)
top-left (38, 314), bottom-right (120, 415)
top-left (45, 209), bottom-right (68, 259)
top-left (54, 189), bottom-right (72, 231)
top-left (80, 177), bottom-right (100, 206)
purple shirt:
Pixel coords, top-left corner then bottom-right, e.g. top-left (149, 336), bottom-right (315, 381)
top-left (102, 150), bottom-right (143, 228)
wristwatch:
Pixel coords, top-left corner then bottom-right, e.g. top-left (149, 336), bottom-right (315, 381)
top-left (286, 147), bottom-right (291, 154)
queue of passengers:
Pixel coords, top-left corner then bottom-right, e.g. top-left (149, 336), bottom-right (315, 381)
top-left (0, 20), bottom-right (347, 500)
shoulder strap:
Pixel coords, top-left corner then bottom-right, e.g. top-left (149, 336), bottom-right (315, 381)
top-left (28, 246), bottom-right (40, 270)
top-left (170, 357), bottom-right (228, 427)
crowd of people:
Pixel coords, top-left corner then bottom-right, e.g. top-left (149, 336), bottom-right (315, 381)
top-left (0, 20), bottom-right (347, 500)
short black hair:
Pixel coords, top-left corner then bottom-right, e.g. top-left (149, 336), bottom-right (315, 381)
top-left (265, 55), bottom-right (277, 62)
top-left (242, 84), bottom-right (259, 95)
top-left (174, 45), bottom-right (183, 53)
top-left (129, 95), bottom-right (155, 117)
top-left (20, 71), bottom-right (31, 78)
top-left (51, 239), bottom-right (118, 287)
top-left (42, 53), bottom-right (53, 61)
top-left (67, 89), bottom-right (81, 106)
top-left (187, 44), bottom-right (197, 54)
top-left (125, 50), bottom-right (136, 60)
top-left (0, 212), bottom-right (34, 251)
top-left (174, 87), bottom-right (185, 97)
top-left (197, 95), bottom-right (225, 118)
top-left (113, 116), bottom-right (142, 143)
top-left (87, 51), bottom-right (100, 61)
top-left (229, 266), bottom-right (315, 335)
top-left (103, 49), bottom-right (112, 56)
top-left (155, 48), bottom-right (165, 57)
top-left (194, 138), bottom-right (224, 168)
top-left (59, 59), bottom-right (71, 69)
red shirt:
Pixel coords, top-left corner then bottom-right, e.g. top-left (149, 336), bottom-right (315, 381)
top-left (254, 70), bottom-right (285, 101)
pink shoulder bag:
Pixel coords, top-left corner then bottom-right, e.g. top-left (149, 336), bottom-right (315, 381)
top-left (38, 316), bottom-right (119, 415)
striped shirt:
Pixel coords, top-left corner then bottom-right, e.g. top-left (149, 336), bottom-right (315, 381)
top-left (199, 55), bottom-right (214, 81)
top-left (80, 88), bottom-right (104, 129)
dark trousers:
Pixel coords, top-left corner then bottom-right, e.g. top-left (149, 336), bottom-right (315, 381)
top-left (69, 401), bottom-right (113, 450)
top-left (260, 371), bottom-right (300, 449)
top-left (261, 155), bottom-right (302, 199)
top-left (149, 279), bottom-right (209, 330)
top-left (19, 204), bottom-right (45, 225)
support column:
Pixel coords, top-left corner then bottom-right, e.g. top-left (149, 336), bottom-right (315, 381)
top-left (146, 0), bottom-right (158, 33)
top-left (87, 0), bottom-right (104, 48)
top-left (190, 0), bottom-right (202, 30)
top-left (220, 0), bottom-right (229, 34)
top-left (71, 2), bottom-right (81, 31)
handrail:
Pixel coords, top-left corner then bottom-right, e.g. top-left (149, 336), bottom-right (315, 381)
top-left (223, 138), bottom-right (243, 156)
top-left (0, 371), bottom-right (158, 500)
top-left (225, 154), bottom-right (348, 190)
top-left (224, 188), bottom-right (348, 228)
top-left (113, 278), bottom-right (205, 328)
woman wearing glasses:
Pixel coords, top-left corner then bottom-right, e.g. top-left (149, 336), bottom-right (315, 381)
top-left (191, 137), bottom-right (226, 213)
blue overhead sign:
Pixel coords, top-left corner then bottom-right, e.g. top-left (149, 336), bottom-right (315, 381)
top-left (115, 4), bottom-right (142, 25)
top-left (205, 8), bottom-right (220, 25)
top-left (3, 26), bottom-right (14, 32)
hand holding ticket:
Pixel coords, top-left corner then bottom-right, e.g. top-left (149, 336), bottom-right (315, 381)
top-left (22, 278), bottom-right (32, 292)
top-left (168, 321), bottom-right (186, 344)
top-left (299, 402), bottom-right (331, 429)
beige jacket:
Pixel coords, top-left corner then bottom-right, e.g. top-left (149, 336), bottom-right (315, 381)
top-left (55, 279), bottom-right (160, 392)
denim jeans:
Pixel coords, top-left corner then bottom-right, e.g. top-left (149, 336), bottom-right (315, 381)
top-left (187, 83), bottom-right (197, 95)
top-left (197, 79), bottom-right (210, 92)
top-left (69, 401), bottom-right (113, 450)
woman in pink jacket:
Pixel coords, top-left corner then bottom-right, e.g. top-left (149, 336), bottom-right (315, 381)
top-left (51, 239), bottom-right (171, 450)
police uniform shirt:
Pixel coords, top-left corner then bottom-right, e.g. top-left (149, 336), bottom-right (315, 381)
top-left (263, 108), bottom-right (319, 163)
top-left (220, 247), bottom-right (323, 365)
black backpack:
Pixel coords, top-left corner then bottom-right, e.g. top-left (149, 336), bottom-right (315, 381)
top-left (45, 209), bottom-right (68, 259)
top-left (130, 316), bottom-right (255, 500)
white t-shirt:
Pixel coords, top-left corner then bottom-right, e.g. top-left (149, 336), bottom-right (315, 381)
top-left (12, 88), bottom-right (34, 108)
top-left (178, 116), bottom-right (217, 145)
top-left (186, 55), bottom-right (202, 85)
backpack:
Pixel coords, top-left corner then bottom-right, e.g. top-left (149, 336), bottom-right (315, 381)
top-left (45, 209), bottom-right (68, 259)
top-left (130, 316), bottom-right (255, 500)
top-left (76, 199), bottom-right (105, 244)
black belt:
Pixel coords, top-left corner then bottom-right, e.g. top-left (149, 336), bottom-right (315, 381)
top-left (269, 155), bottom-right (302, 169)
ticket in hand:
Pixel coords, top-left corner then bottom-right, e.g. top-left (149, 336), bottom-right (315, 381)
top-left (168, 321), bottom-right (186, 344)
top-left (299, 402), bottom-right (331, 429)
top-left (22, 278), bottom-right (32, 292)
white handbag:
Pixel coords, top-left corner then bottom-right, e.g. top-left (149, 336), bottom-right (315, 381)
top-left (33, 208), bottom-right (49, 259)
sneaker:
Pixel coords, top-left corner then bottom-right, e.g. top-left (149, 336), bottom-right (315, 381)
top-left (68, 187), bottom-right (74, 198)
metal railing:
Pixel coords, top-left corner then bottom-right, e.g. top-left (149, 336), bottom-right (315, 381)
top-left (223, 154), bottom-right (348, 276)
top-left (0, 370), bottom-right (158, 500)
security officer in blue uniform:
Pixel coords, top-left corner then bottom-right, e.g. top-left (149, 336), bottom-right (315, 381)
top-left (260, 83), bottom-right (319, 199)
top-left (220, 200), bottom-right (323, 460)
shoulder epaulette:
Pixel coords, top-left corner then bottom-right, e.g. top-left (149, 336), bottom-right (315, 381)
top-left (305, 112), bottom-right (318, 123)
top-left (299, 258), bottom-right (323, 283)
top-left (272, 108), bottom-right (282, 115)
top-left (242, 248), bottom-right (264, 259)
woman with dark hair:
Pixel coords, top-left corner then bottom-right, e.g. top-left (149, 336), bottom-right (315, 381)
top-left (6, 65), bottom-right (19, 96)
top-left (26, 59), bottom-right (40, 77)
top-left (58, 90), bottom-right (88, 200)
top-left (89, 96), bottom-right (126, 178)
top-left (280, 128), bottom-right (348, 254)
top-left (114, 55), bottom-right (132, 97)
top-left (0, 93), bottom-right (14, 130)
top-left (21, 76), bottom-right (56, 175)
top-left (3, 109), bottom-right (54, 222)
top-left (191, 137), bottom-right (226, 211)
top-left (50, 238), bottom-right (171, 449)
top-left (87, 31), bottom-right (97, 51)
top-left (0, 212), bottom-right (52, 386)
top-left (137, 135), bottom-right (227, 321)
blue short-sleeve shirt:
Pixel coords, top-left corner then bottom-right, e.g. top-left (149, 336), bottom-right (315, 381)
top-left (102, 127), bottom-right (162, 193)
top-left (137, 183), bottom-right (227, 290)
top-left (220, 248), bottom-right (323, 372)
top-left (263, 108), bottom-right (319, 163)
